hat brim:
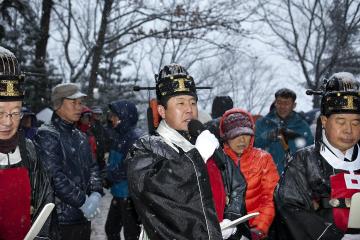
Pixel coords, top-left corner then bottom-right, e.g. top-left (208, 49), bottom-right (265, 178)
top-left (66, 92), bottom-right (87, 99)
top-left (224, 127), bottom-right (254, 140)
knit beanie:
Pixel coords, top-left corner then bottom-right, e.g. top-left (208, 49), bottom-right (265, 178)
top-left (222, 112), bottom-right (253, 140)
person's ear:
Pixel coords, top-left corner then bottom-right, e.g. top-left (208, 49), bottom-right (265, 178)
top-left (292, 101), bottom-right (297, 110)
top-left (320, 115), bottom-right (328, 128)
top-left (158, 104), bottom-right (166, 119)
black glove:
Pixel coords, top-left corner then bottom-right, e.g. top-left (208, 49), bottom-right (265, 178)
top-left (279, 128), bottom-right (301, 140)
top-left (102, 178), bottom-right (112, 189)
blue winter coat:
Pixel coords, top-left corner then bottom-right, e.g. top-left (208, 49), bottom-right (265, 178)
top-left (34, 113), bottom-right (103, 225)
top-left (254, 110), bottom-right (314, 174)
top-left (107, 100), bottom-right (143, 198)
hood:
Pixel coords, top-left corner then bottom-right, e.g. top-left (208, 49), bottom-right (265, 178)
top-left (109, 100), bottom-right (138, 134)
top-left (75, 106), bottom-right (93, 133)
top-left (21, 106), bottom-right (37, 127)
top-left (219, 108), bottom-right (255, 152)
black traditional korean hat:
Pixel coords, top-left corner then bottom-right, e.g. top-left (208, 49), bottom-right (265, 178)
top-left (307, 72), bottom-right (360, 148)
top-left (320, 72), bottom-right (360, 116)
top-left (155, 63), bottom-right (197, 103)
top-left (0, 46), bottom-right (24, 101)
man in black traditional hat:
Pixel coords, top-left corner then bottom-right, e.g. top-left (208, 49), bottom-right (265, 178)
top-left (275, 72), bottom-right (360, 240)
top-left (127, 63), bottom-right (249, 240)
top-left (0, 46), bottom-right (57, 240)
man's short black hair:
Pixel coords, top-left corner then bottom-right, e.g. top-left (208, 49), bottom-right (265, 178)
top-left (158, 96), bottom-right (170, 108)
top-left (275, 88), bottom-right (296, 101)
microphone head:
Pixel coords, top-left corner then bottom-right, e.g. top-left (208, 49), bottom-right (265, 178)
top-left (188, 119), bottom-right (205, 139)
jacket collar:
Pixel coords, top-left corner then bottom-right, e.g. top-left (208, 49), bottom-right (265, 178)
top-left (51, 112), bottom-right (76, 132)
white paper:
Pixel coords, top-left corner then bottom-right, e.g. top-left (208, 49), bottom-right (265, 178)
top-left (348, 192), bottom-right (360, 229)
top-left (220, 212), bottom-right (260, 230)
top-left (24, 203), bottom-right (55, 240)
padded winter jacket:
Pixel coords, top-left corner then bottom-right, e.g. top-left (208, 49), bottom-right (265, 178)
top-left (220, 108), bottom-right (280, 235)
top-left (254, 109), bottom-right (314, 174)
top-left (107, 100), bottom-right (142, 198)
top-left (34, 112), bottom-right (103, 225)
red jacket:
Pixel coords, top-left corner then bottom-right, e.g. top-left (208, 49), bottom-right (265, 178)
top-left (220, 108), bottom-right (279, 235)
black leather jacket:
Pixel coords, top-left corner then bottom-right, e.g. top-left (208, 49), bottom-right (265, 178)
top-left (275, 145), bottom-right (358, 240)
top-left (128, 134), bottom-right (222, 240)
top-left (34, 113), bottom-right (103, 225)
top-left (215, 148), bottom-right (251, 239)
top-left (0, 130), bottom-right (58, 239)
top-left (127, 133), bottom-right (249, 240)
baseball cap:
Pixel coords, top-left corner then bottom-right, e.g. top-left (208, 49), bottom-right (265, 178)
top-left (51, 83), bottom-right (87, 109)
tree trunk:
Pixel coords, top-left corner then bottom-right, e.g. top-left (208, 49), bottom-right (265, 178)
top-left (87, 0), bottom-right (114, 102)
top-left (33, 0), bottom-right (53, 112)
top-left (35, 0), bottom-right (53, 65)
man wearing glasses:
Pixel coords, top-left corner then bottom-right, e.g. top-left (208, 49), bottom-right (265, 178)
top-left (0, 46), bottom-right (56, 240)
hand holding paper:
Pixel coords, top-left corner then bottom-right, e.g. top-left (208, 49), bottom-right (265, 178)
top-left (220, 212), bottom-right (260, 230)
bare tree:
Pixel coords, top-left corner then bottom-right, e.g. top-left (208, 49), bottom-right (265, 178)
top-left (52, 0), bottom-right (96, 83)
top-left (0, 0), bottom-right (59, 111)
top-left (50, 0), bottom-right (257, 102)
top-left (259, 0), bottom-right (360, 107)
top-left (87, 0), bottom-right (114, 100)
top-left (35, 0), bottom-right (53, 66)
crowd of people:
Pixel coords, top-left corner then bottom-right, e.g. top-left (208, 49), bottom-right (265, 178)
top-left (1, 45), bottom-right (360, 240)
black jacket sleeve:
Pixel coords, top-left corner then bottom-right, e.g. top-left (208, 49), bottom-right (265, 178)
top-left (218, 150), bottom-right (251, 239)
top-left (20, 135), bottom-right (59, 239)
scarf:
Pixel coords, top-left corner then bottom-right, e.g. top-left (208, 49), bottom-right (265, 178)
top-left (156, 120), bottom-right (194, 153)
top-left (320, 130), bottom-right (360, 171)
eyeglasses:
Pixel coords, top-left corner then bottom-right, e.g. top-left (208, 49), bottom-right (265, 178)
top-left (0, 112), bottom-right (24, 120)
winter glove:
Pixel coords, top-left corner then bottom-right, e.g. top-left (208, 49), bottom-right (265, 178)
top-left (342, 234), bottom-right (360, 240)
top-left (80, 192), bottom-right (102, 220)
top-left (220, 219), bottom-right (237, 239)
top-left (195, 130), bottom-right (219, 163)
top-left (250, 228), bottom-right (266, 240)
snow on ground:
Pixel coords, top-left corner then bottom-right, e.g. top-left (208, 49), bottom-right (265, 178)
top-left (91, 189), bottom-right (124, 240)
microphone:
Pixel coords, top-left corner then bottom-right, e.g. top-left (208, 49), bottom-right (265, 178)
top-left (188, 119), bottom-right (206, 138)
top-left (188, 119), bottom-right (225, 170)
